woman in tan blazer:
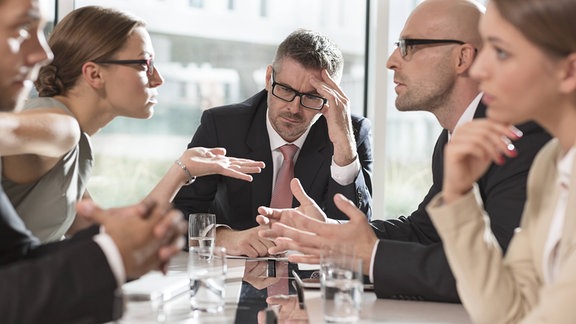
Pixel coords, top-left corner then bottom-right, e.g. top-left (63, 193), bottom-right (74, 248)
top-left (426, 0), bottom-right (576, 323)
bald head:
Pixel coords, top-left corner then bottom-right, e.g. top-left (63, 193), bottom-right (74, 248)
top-left (387, 0), bottom-right (485, 130)
top-left (404, 0), bottom-right (484, 49)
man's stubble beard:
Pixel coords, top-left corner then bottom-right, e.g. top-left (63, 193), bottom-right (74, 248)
top-left (395, 76), bottom-right (456, 114)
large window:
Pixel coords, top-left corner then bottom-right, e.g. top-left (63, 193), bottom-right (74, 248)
top-left (373, 0), bottom-right (441, 218)
top-left (49, 0), bottom-right (485, 220)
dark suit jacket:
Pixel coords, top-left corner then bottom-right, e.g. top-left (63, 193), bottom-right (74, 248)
top-left (0, 180), bottom-right (122, 323)
top-left (173, 89), bottom-right (373, 228)
top-left (370, 103), bottom-right (552, 302)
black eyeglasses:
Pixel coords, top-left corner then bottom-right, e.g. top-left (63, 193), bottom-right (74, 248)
top-left (394, 39), bottom-right (465, 57)
top-left (94, 58), bottom-right (155, 76)
top-left (271, 70), bottom-right (327, 111)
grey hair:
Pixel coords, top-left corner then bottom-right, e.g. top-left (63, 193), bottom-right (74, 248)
top-left (273, 29), bottom-right (344, 80)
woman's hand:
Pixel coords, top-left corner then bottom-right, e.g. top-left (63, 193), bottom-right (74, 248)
top-left (443, 119), bottom-right (522, 203)
top-left (179, 147), bottom-right (265, 182)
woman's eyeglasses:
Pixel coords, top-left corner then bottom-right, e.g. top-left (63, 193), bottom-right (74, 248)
top-left (94, 58), bottom-right (155, 76)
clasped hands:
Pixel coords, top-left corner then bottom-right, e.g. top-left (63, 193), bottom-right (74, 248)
top-left (76, 199), bottom-right (187, 280)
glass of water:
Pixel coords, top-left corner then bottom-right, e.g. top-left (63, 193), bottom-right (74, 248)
top-left (188, 213), bottom-right (216, 249)
top-left (188, 246), bottom-right (227, 313)
top-left (320, 247), bottom-right (363, 323)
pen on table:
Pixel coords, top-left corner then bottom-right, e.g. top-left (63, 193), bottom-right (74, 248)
top-left (291, 270), bottom-right (306, 309)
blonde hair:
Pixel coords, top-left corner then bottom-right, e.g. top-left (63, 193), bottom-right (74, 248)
top-left (36, 6), bottom-right (145, 97)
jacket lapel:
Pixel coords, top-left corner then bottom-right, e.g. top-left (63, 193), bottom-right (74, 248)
top-left (431, 129), bottom-right (449, 187)
top-left (246, 94), bottom-right (274, 212)
top-left (432, 101), bottom-right (484, 190)
top-left (473, 102), bottom-right (488, 118)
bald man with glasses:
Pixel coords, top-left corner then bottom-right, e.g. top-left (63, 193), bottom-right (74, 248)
top-left (257, 0), bottom-right (551, 303)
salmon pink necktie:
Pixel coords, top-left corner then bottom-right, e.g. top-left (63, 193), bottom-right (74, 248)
top-left (269, 144), bottom-right (298, 208)
top-left (267, 144), bottom-right (298, 297)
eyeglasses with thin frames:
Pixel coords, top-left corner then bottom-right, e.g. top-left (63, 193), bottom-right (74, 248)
top-left (94, 58), bottom-right (155, 76)
top-left (271, 70), bottom-right (327, 111)
top-left (394, 39), bottom-right (465, 57)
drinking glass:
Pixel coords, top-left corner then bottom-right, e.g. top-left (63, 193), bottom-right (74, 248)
top-left (320, 246), bottom-right (363, 323)
top-left (188, 213), bottom-right (216, 249)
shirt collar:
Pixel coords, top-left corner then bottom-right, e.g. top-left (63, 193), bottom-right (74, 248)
top-left (454, 93), bottom-right (483, 131)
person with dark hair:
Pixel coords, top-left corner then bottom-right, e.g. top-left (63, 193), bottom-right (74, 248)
top-left (1, 5), bottom-right (264, 242)
top-left (173, 29), bottom-right (373, 257)
top-left (426, 0), bottom-right (576, 322)
top-left (0, 1), bottom-right (185, 322)
top-left (256, 0), bottom-right (551, 304)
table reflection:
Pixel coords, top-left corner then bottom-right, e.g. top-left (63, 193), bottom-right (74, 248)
top-left (257, 295), bottom-right (309, 324)
top-left (122, 252), bottom-right (472, 323)
top-left (235, 260), bottom-right (312, 323)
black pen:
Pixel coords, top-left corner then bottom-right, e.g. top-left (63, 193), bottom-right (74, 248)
top-left (291, 270), bottom-right (306, 309)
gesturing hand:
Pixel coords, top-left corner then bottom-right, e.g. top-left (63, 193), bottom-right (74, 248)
top-left (257, 178), bottom-right (326, 226)
top-left (180, 147), bottom-right (265, 182)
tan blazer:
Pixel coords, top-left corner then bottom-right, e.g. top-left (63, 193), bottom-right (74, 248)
top-left (427, 138), bottom-right (576, 324)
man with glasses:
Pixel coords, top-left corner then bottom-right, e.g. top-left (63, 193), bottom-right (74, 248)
top-left (257, 0), bottom-right (551, 303)
top-left (173, 29), bottom-right (373, 257)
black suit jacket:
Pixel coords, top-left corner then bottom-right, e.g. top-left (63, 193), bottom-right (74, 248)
top-left (0, 178), bottom-right (121, 323)
top-left (371, 103), bottom-right (552, 302)
top-left (173, 90), bottom-right (373, 228)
